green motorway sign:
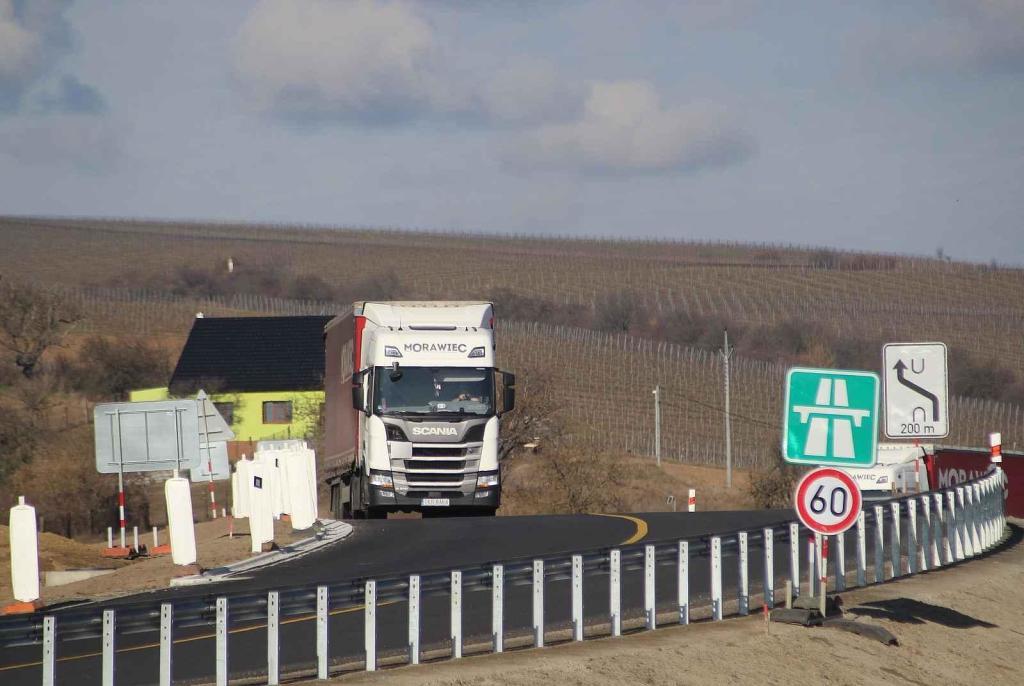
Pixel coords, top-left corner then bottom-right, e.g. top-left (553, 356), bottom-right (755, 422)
top-left (783, 367), bottom-right (879, 467)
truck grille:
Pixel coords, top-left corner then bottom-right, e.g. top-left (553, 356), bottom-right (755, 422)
top-left (412, 446), bottom-right (468, 458)
top-left (393, 445), bottom-right (479, 492)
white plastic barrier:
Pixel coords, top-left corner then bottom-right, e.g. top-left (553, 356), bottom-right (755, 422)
top-left (248, 462), bottom-right (274, 553)
top-left (234, 458), bottom-right (252, 519)
top-left (254, 449), bottom-right (285, 518)
top-left (9, 496), bottom-right (40, 603)
top-left (282, 448), bottom-right (317, 530)
top-left (165, 476), bottom-right (197, 565)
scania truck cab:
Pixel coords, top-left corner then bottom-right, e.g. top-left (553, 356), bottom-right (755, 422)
top-left (324, 302), bottom-right (515, 518)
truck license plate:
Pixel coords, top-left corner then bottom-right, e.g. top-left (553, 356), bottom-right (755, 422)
top-left (421, 498), bottom-right (450, 507)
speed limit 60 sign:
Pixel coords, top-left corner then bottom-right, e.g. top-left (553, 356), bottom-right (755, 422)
top-left (794, 467), bottom-right (862, 535)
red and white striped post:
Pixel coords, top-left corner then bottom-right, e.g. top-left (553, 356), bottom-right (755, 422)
top-left (990, 432), bottom-right (1002, 464)
top-left (687, 489), bottom-right (696, 513)
top-left (117, 468), bottom-right (126, 549)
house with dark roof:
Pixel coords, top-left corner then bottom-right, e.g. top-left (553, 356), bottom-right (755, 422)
top-left (130, 315), bottom-right (333, 450)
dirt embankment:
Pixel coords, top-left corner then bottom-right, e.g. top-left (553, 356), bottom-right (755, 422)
top-left (1, 517), bottom-right (307, 605)
top-left (327, 524), bottom-right (1024, 686)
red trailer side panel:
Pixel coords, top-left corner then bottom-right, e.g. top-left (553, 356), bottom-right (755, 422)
top-left (932, 447), bottom-right (1024, 517)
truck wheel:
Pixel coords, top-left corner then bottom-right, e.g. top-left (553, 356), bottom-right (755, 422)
top-left (366, 508), bottom-right (387, 520)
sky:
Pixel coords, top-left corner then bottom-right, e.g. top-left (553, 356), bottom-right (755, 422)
top-left (1, 0), bottom-right (1022, 262)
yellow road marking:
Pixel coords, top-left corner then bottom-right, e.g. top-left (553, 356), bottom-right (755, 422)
top-left (592, 513), bottom-right (649, 545)
top-left (0, 600), bottom-right (399, 672)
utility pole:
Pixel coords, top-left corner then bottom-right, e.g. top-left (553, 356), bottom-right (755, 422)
top-left (652, 385), bottom-right (661, 467)
top-left (720, 330), bottom-right (734, 489)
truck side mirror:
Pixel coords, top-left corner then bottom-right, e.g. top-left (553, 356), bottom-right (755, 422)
top-left (499, 371), bottom-right (516, 415)
top-left (351, 369), bottom-right (372, 415)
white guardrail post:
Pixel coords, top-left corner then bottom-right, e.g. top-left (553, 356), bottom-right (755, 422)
top-left (711, 536), bottom-right (722, 621)
top-left (762, 528), bottom-right (774, 609)
top-left (919, 495), bottom-right (931, 572)
top-left (936, 492), bottom-right (951, 564)
top-left (160, 603), bottom-right (172, 686)
top-left (364, 581), bottom-right (375, 672)
top-left (215, 599), bottom-right (227, 686)
top-left (409, 575), bottom-right (420, 665)
top-left (907, 499), bottom-right (918, 575)
top-left (971, 483), bottom-right (983, 553)
top-left (572, 555), bottom-right (584, 641)
top-left (492, 565), bottom-right (504, 653)
top-left (789, 523), bottom-right (800, 599)
top-left (610, 549), bottom-right (621, 636)
top-left (267, 592), bottom-right (279, 686)
top-left (808, 535), bottom-right (817, 596)
top-left (532, 561), bottom-right (543, 648)
top-left (318, 586), bottom-right (329, 678)
top-left (856, 511), bottom-right (866, 587)
top-left (957, 487), bottom-right (972, 558)
top-left (644, 545), bottom-right (656, 629)
top-left (103, 609), bottom-right (115, 686)
top-left (873, 505), bottom-right (885, 583)
top-left (964, 486), bottom-right (977, 556)
top-left (452, 570), bottom-right (463, 658)
top-left (889, 501), bottom-right (901, 578)
top-left (947, 490), bottom-right (962, 561)
top-left (42, 616), bottom-right (55, 686)
top-left (835, 530), bottom-right (846, 592)
top-left (678, 541), bottom-right (689, 624)
top-left (737, 533), bottom-right (749, 616)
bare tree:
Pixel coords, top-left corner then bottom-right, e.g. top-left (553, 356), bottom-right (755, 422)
top-left (0, 278), bottom-right (81, 378)
top-left (497, 372), bottom-right (561, 463)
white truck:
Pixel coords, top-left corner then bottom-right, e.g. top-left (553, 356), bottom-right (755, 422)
top-left (841, 443), bottom-right (931, 499)
top-left (323, 302), bottom-right (515, 519)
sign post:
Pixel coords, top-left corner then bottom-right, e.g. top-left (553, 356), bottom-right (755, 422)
top-left (882, 343), bottom-right (949, 440)
top-left (783, 367), bottom-right (880, 467)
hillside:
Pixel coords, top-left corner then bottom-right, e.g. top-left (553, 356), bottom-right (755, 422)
top-left (2, 215), bottom-right (1022, 470)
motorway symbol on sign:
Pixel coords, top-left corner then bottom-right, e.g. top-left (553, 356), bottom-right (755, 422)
top-left (794, 467), bottom-right (863, 535)
top-left (783, 367), bottom-right (879, 467)
top-left (883, 342), bottom-right (949, 439)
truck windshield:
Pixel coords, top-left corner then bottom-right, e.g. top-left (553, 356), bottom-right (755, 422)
top-left (374, 367), bottom-right (494, 417)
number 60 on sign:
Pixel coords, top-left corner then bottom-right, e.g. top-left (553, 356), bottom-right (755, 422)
top-left (794, 467), bottom-right (862, 535)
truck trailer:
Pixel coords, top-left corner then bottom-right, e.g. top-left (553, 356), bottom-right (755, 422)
top-left (323, 302), bottom-right (515, 519)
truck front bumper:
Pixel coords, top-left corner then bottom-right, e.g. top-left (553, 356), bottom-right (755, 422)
top-left (367, 484), bottom-right (500, 510)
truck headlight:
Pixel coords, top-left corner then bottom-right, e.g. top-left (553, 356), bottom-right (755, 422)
top-left (476, 472), bottom-right (499, 489)
top-left (384, 345), bottom-right (403, 358)
top-left (385, 424), bottom-right (408, 442)
top-left (369, 472), bottom-right (393, 489)
top-left (468, 346), bottom-right (486, 358)
top-left (876, 475), bottom-right (888, 485)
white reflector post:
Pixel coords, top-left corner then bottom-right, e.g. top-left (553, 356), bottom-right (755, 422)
top-left (165, 477), bottom-right (197, 565)
top-left (9, 496), bottom-right (40, 603)
top-left (710, 536), bottom-right (722, 621)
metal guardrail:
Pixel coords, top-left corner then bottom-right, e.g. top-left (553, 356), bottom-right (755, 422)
top-left (1, 468), bottom-right (1008, 686)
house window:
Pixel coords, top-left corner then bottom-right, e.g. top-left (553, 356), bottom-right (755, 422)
top-left (263, 401), bottom-right (293, 424)
top-left (213, 402), bottom-right (234, 427)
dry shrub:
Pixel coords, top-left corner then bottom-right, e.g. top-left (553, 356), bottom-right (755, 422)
top-left (747, 449), bottom-right (802, 509)
top-left (57, 336), bottom-right (172, 400)
top-left (502, 445), bottom-right (626, 515)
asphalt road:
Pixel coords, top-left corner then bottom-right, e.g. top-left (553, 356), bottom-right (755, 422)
top-left (1, 508), bottom-right (859, 686)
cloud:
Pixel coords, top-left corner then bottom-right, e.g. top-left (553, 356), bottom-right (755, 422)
top-left (37, 74), bottom-right (105, 113)
top-left (233, 0), bottom-right (444, 122)
top-left (475, 57), bottom-right (584, 126)
top-left (854, 1), bottom-right (1024, 77)
top-left (0, 0), bottom-right (75, 113)
top-left (233, 0), bottom-right (582, 127)
top-left (504, 80), bottom-right (755, 176)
